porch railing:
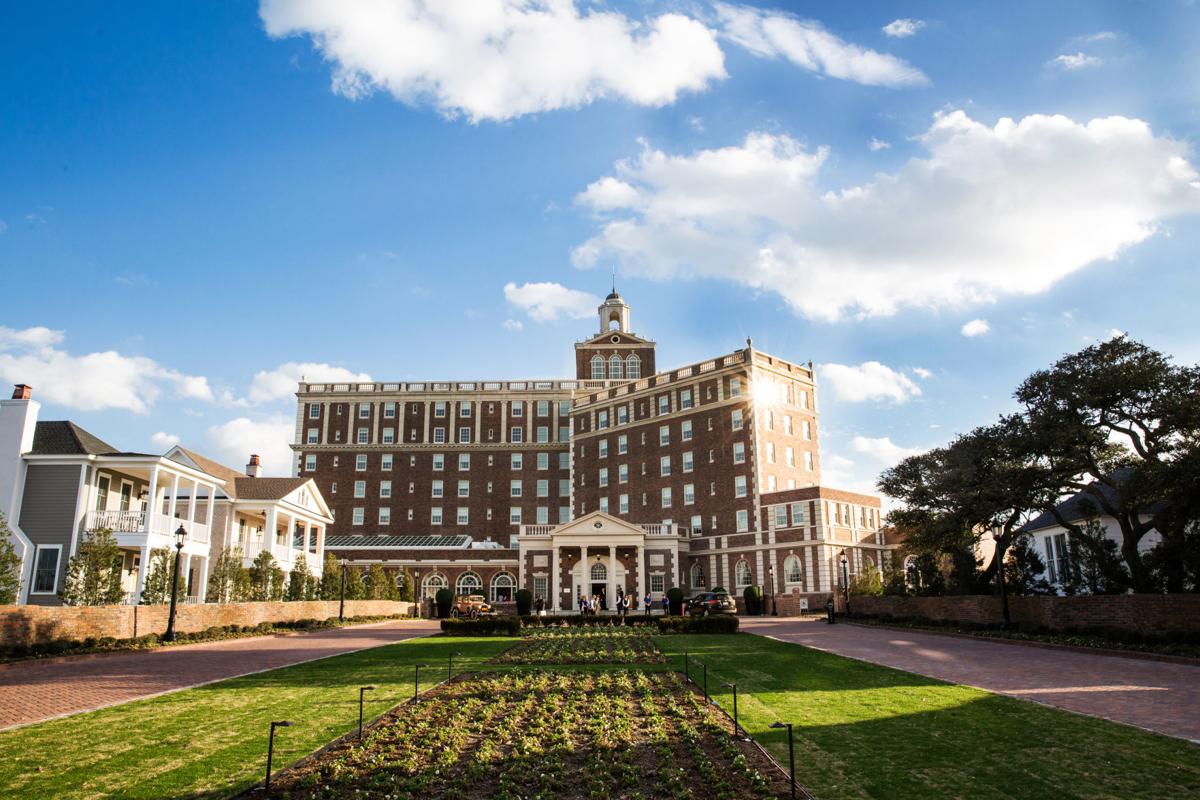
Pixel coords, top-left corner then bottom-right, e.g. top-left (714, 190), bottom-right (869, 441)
top-left (88, 509), bottom-right (146, 533)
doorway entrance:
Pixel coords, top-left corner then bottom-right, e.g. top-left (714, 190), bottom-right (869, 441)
top-left (590, 583), bottom-right (607, 610)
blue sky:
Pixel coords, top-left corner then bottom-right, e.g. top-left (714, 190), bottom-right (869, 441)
top-left (2, 1), bottom-right (1198, 494)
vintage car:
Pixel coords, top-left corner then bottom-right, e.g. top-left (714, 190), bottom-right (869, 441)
top-left (685, 591), bottom-right (736, 616)
top-left (450, 594), bottom-right (494, 618)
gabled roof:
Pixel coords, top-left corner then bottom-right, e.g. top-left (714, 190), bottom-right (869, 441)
top-left (30, 421), bottom-right (125, 456)
top-left (576, 330), bottom-right (654, 347)
top-left (233, 477), bottom-right (309, 501)
top-left (171, 447), bottom-right (245, 489)
top-left (1019, 469), bottom-right (1163, 533)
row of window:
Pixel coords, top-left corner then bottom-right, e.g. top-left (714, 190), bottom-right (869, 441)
top-left (688, 555), bottom-right (805, 589)
top-left (303, 451), bottom-right (571, 472)
top-left (420, 570), bottom-right (517, 602)
top-left (589, 354), bottom-right (642, 380)
top-left (350, 506), bottom-right (571, 526)
top-left (308, 424), bottom-right (571, 445)
top-left (310, 399), bottom-right (572, 420)
top-left (343, 478), bottom-right (570, 499)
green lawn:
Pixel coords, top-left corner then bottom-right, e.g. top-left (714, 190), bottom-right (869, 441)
top-left (0, 631), bottom-right (1195, 800)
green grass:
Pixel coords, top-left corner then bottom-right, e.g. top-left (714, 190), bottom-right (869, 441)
top-left (658, 634), bottom-right (1200, 800)
top-left (0, 632), bottom-right (1196, 799)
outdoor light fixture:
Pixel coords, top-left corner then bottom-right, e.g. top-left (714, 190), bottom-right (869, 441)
top-left (769, 721), bottom-right (796, 800)
top-left (721, 682), bottom-right (748, 740)
top-left (163, 525), bottom-right (187, 642)
top-left (265, 720), bottom-right (293, 794)
top-left (702, 661), bottom-right (709, 702)
top-left (414, 663), bottom-right (429, 700)
top-left (769, 564), bottom-right (779, 616)
top-left (338, 558), bottom-right (349, 622)
top-left (839, 551), bottom-right (850, 616)
top-left (358, 686), bottom-right (376, 739)
top-left (448, 651), bottom-right (462, 680)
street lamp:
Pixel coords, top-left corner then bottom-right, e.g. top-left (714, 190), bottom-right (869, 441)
top-left (839, 551), bottom-right (850, 616)
top-left (338, 558), bottom-right (348, 621)
top-left (358, 685), bottom-right (376, 739)
top-left (769, 721), bottom-right (796, 800)
top-left (163, 525), bottom-right (187, 642)
top-left (448, 650), bottom-right (462, 681)
top-left (265, 720), bottom-right (293, 794)
top-left (414, 663), bottom-right (429, 700)
top-left (721, 682), bottom-right (748, 740)
top-left (768, 563), bottom-right (778, 617)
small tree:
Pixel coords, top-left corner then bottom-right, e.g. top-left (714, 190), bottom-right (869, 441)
top-left (343, 566), bottom-right (365, 600)
top-left (1060, 521), bottom-right (1132, 596)
top-left (318, 552), bottom-right (341, 600)
top-left (435, 587), bottom-right (453, 618)
top-left (248, 550), bottom-right (285, 601)
top-left (515, 588), bottom-right (533, 615)
top-left (60, 528), bottom-right (125, 606)
top-left (0, 511), bottom-right (22, 604)
top-left (742, 585), bottom-right (762, 615)
top-left (396, 568), bottom-right (414, 602)
top-left (286, 554), bottom-right (312, 601)
top-left (1004, 538), bottom-right (1054, 596)
top-left (362, 564), bottom-right (391, 600)
top-left (206, 547), bottom-right (246, 604)
top-left (139, 548), bottom-right (175, 604)
top-left (666, 587), bottom-right (685, 615)
top-left (850, 564), bottom-right (884, 596)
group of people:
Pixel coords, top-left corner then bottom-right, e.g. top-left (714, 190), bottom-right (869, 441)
top-left (576, 591), bottom-right (667, 616)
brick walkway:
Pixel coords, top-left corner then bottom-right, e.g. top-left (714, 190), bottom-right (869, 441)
top-left (0, 618), bottom-right (440, 730)
top-left (741, 616), bottom-right (1200, 742)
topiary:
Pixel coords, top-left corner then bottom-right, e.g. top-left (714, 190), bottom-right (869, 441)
top-left (711, 586), bottom-right (727, 593)
top-left (435, 587), bottom-right (453, 618)
top-left (515, 588), bottom-right (533, 616)
top-left (666, 587), bottom-right (685, 616)
top-left (742, 585), bottom-right (762, 616)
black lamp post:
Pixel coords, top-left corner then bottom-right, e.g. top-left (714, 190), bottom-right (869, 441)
top-left (721, 682), bottom-right (747, 739)
top-left (265, 720), bottom-right (293, 794)
top-left (839, 551), bottom-right (850, 616)
top-left (448, 650), bottom-right (462, 681)
top-left (702, 661), bottom-right (709, 702)
top-left (338, 558), bottom-right (348, 621)
top-left (358, 685), bottom-right (376, 739)
top-left (414, 663), bottom-right (429, 700)
top-left (769, 721), bottom-right (796, 800)
top-left (162, 525), bottom-right (187, 642)
top-left (683, 649), bottom-right (689, 682)
top-left (769, 564), bottom-right (778, 616)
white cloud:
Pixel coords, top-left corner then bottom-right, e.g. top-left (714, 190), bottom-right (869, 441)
top-left (260, 0), bottom-right (726, 122)
top-left (851, 435), bottom-right (924, 465)
top-left (0, 326), bottom-right (213, 413)
top-left (151, 431), bottom-right (181, 449)
top-left (817, 361), bottom-right (921, 403)
top-left (961, 318), bottom-right (990, 337)
top-left (882, 18), bottom-right (925, 39)
top-left (572, 111), bottom-right (1200, 321)
top-left (868, 137), bottom-right (890, 151)
top-left (1052, 52), bottom-right (1102, 70)
top-left (247, 362), bottom-right (372, 404)
top-left (911, 366), bottom-right (932, 379)
top-left (716, 4), bottom-right (928, 87)
top-left (1082, 31), bottom-right (1117, 43)
top-left (502, 318), bottom-right (524, 331)
top-left (206, 415), bottom-right (295, 477)
top-left (504, 281), bottom-right (599, 322)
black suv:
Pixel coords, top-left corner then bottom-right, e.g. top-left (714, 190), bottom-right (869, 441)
top-left (686, 592), bottom-right (736, 616)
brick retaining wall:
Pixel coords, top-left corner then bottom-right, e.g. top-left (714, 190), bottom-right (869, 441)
top-left (849, 594), bottom-right (1200, 635)
top-left (0, 600), bottom-right (415, 646)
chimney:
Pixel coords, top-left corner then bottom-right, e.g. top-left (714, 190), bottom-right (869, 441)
top-left (11, 384), bottom-right (31, 400)
top-left (246, 454), bottom-right (263, 478)
top-left (1, 383), bottom-right (41, 524)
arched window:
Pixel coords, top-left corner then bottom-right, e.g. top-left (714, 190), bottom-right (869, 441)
top-left (590, 355), bottom-right (605, 380)
top-left (456, 571), bottom-right (483, 596)
top-left (734, 560), bottom-right (752, 588)
top-left (690, 562), bottom-right (705, 589)
top-left (608, 355), bottom-right (623, 380)
top-left (590, 562), bottom-right (607, 581)
top-left (784, 555), bottom-right (803, 585)
top-left (626, 354), bottom-right (641, 379)
top-left (422, 572), bottom-right (447, 599)
top-left (490, 571), bottom-right (516, 603)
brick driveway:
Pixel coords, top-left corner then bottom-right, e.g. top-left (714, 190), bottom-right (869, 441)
top-left (741, 616), bottom-right (1200, 742)
top-left (0, 618), bottom-right (439, 730)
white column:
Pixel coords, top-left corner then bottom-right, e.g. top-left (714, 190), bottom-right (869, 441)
top-left (197, 555), bottom-right (210, 602)
top-left (635, 543), bottom-right (645, 608)
top-left (187, 479), bottom-right (198, 526)
top-left (551, 545), bottom-right (560, 613)
top-left (134, 544), bottom-right (152, 601)
top-left (316, 525), bottom-right (326, 562)
top-left (167, 473), bottom-right (180, 532)
top-left (145, 467), bottom-right (160, 535)
top-left (265, 507), bottom-right (279, 559)
top-left (607, 544), bottom-right (616, 612)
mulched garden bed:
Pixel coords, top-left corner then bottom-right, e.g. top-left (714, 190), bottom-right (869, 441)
top-left (266, 670), bottom-right (794, 799)
top-left (489, 628), bottom-right (666, 665)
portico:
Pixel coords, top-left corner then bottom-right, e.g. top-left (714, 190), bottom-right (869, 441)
top-left (518, 511), bottom-right (687, 612)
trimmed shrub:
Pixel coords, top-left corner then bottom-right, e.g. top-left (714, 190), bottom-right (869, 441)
top-left (440, 615), bottom-right (521, 636)
top-left (666, 587), bottom-right (685, 616)
top-left (686, 614), bottom-right (740, 634)
top-left (515, 588), bottom-right (533, 616)
top-left (742, 585), bottom-right (762, 616)
top-left (711, 586), bottom-right (727, 594)
top-left (435, 587), bottom-right (453, 618)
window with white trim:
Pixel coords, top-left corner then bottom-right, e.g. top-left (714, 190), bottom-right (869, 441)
top-left (730, 378), bottom-right (742, 397)
top-left (309, 404), bottom-right (320, 419)
top-left (432, 480), bottom-right (444, 498)
top-left (802, 420), bottom-right (811, 440)
top-left (434, 401), bottom-right (447, 417)
top-left (511, 453), bottom-right (523, 470)
top-left (382, 428), bottom-right (395, 444)
top-left (384, 402), bottom-right (396, 418)
top-left (432, 453), bottom-right (445, 471)
top-left (619, 494), bottom-right (629, 514)
top-left (682, 451), bottom-right (694, 473)
top-left (618, 464), bottom-right (629, 484)
top-left (682, 420), bottom-right (693, 441)
top-left (599, 496), bottom-right (609, 513)
top-left (537, 479), bottom-right (549, 498)
top-left (804, 451), bottom-right (814, 471)
top-left (661, 487), bottom-right (672, 508)
top-left (510, 479), bottom-right (523, 497)
top-left (490, 572), bottom-right (516, 602)
top-left (659, 425), bottom-right (670, 446)
top-left (304, 454), bottom-right (317, 471)
top-left (733, 442), bottom-right (745, 464)
top-left (458, 427), bottom-right (471, 443)
top-left (784, 555), bottom-right (803, 585)
top-left (736, 510), bottom-right (749, 532)
top-left (511, 427), bottom-right (524, 443)
top-left (536, 426), bottom-right (549, 443)
top-left (431, 507), bottom-right (443, 525)
top-left (657, 395), bottom-right (669, 415)
top-left (627, 355), bottom-right (641, 378)
top-left (358, 404), bottom-right (370, 419)
top-left (650, 574), bottom-right (664, 593)
top-left (598, 439), bottom-right (608, 458)
top-left (598, 468), bottom-right (609, 488)
top-left (683, 483), bottom-right (695, 505)
top-left (660, 455), bottom-right (670, 477)
top-left (306, 428), bottom-right (318, 444)
top-left (734, 476), bottom-right (748, 498)
top-left (731, 409), bottom-right (743, 430)
top-left (379, 507), bottom-right (391, 525)
top-left (457, 480), bottom-right (469, 498)
top-left (591, 355), bottom-right (605, 380)
top-left (352, 507), bottom-right (365, 526)
top-left (735, 560), bottom-right (752, 588)
top-left (458, 453), bottom-right (470, 471)
top-left (773, 506), bottom-right (787, 528)
top-left (355, 454), bottom-right (368, 471)
top-left (457, 507), bottom-right (469, 525)
top-left (617, 434), bottom-right (628, 455)
top-left (510, 507), bottom-right (522, 524)
top-left (31, 546), bottom-right (60, 594)
top-left (433, 427), bottom-right (446, 443)
top-left (456, 571), bottom-right (482, 594)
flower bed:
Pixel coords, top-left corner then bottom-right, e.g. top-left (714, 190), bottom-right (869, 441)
top-left (490, 628), bottom-right (666, 665)
top-left (267, 670), bottom-right (791, 799)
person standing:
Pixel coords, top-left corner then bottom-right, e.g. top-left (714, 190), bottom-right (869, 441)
top-left (644, 592), bottom-right (652, 616)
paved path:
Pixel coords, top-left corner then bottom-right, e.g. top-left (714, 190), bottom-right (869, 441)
top-left (741, 616), bottom-right (1200, 743)
top-left (0, 619), bottom-right (440, 730)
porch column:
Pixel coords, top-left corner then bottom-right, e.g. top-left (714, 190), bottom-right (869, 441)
top-left (197, 555), bottom-right (210, 602)
top-left (316, 525), bottom-right (326, 562)
top-left (608, 544), bottom-right (616, 613)
top-left (145, 467), bottom-right (160, 535)
top-left (635, 543), bottom-right (645, 608)
top-left (265, 507), bottom-right (279, 559)
top-left (550, 544), bottom-right (560, 613)
top-left (167, 474), bottom-right (181, 531)
top-left (134, 544), bottom-right (152, 601)
top-left (186, 479), bottom-right (198, 526)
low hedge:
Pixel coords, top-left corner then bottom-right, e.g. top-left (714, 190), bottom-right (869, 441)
top-left (653, 614), bottom-right (740, 634)
top-left (440, 615), bottom-right (522, 636)
top-left (519, 614), bottom-right (659, 629)
top-left (0, 614), bottom-right (411, 663)
top-left (516, 613), bottom-right (739, 634)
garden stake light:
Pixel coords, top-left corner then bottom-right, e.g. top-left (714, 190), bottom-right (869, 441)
top-left (358, 686), bottom-right (376, 739)
top-left (683, 650), bottom-right (689, 682)
top-left (721, 682), bottom-right (747, 739)
top-left (414, 663), bottom-right (429, 700)
top-left (448, 651), bottom-right (462, 680)
top-left (770, 721), bottom-right (796, 800)
top-left (265, 720), bottom-right (292, 794)
top-left (702, 661), bottom-right (709, 702)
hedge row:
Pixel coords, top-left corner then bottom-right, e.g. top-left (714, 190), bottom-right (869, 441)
top-left (439, 613), bottom-right (740, 636)
top-left (0, 614), bottom-right (411, 662)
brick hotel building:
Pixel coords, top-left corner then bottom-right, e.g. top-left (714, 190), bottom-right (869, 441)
top-left (293, 291), bottom-right (894, 612)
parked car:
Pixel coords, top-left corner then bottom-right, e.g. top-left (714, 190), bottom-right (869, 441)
top-left (686, 592), bottom-right (736, 616)
top-left (451, 594), bottom-right (494, 618)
